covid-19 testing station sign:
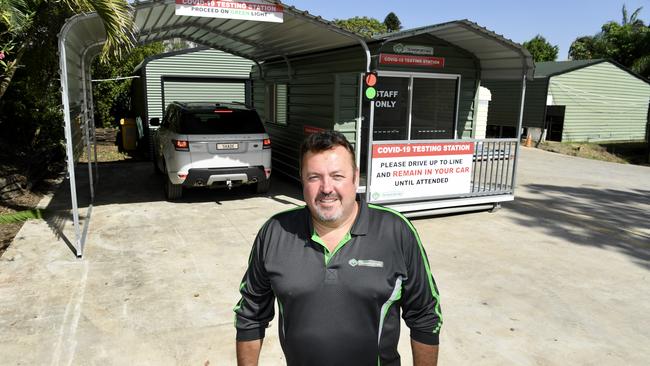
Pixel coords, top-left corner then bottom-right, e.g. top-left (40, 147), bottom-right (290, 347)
top-left (175, 0), bottom-right (284, 23)
top-left (369, 141), bottom-right (475, 202)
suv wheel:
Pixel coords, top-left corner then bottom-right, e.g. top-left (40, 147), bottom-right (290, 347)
top-left (255, 178), bottom-right (270, 194)
top-left (164, 166), bottom-right (183, 200)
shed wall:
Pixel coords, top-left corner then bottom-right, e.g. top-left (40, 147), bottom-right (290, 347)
top-left (252, 46), bottom-right (366, 177)
top-left (380, 35), bottom-right (480, 138)
top-left (549, 62), bottom-right (650, 142)
top-left (482, 78), bottom-right (545, 133)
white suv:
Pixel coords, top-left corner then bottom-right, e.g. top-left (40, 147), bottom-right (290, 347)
top-left (151, 102), bottom-right (271, 200)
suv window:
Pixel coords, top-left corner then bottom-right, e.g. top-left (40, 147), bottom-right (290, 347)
top-left (179, 109), bottom-right (265, 134)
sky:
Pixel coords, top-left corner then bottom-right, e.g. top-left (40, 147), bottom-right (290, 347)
top-left (283, 0), bottom-right (649, 60)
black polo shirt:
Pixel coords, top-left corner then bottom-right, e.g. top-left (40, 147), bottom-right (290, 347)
top-left (234, 197), bottom-right (442, 366)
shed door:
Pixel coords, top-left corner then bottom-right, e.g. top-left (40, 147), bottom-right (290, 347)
top-left (161, 77), bottom-right (250, 109)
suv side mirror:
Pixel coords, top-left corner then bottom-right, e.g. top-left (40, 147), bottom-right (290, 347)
top-left (149, 118), bottom-right (160, 126)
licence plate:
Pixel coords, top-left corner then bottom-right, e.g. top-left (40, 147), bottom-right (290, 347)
top-left (217, 143), bottom-right (239, 150)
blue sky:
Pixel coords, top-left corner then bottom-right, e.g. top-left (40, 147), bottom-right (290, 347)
top-left (284, 0), bottom-right (649, 60)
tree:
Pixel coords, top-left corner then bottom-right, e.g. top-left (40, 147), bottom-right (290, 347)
top-left (91, 42), bottom-right (165, 127)
top-left (334, 16), bottom-right (387, 38)
top-left (523, 35), bottom-right (559, 62)
top-left (383, 12), bottom-right (402, 33)
top-left (569, 5), bottom-right (649, 78)
top-left (0, 0), bottom-right (135, 100)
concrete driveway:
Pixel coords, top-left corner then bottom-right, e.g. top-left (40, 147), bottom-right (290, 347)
top-left (1, 148), bottom-right (648, 365)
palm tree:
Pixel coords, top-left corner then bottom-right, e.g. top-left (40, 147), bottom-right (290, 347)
top-left (622, 4), bottom-right (645, 27)
top-left (0, 0), bottom-right (135, 99)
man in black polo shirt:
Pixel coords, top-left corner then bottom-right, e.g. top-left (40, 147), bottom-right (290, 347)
top-left (234, 131), bottom-right (442, 366)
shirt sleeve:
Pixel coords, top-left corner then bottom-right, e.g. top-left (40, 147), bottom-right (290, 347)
top-left (399, 219), bottom-right (443, 345)
top-left (234, 223), bottom-right (275, 341)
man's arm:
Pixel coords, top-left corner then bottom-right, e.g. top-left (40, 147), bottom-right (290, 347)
top-left (234, 225), bottom-right (275, 363)
top-left (397, 217), bottom-right (443, 360)
top-left (411, 339), bottom-right (439, 366)
top-left (237, 339), bottom-right (263, 366)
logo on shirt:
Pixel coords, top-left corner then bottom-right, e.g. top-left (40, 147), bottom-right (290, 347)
top-left (349, 258), bottom-right (384, 268)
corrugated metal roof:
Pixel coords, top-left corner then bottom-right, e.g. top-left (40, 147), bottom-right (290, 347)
top-left (376, 20), bottom-right (534, 81)
top-left (534, 59), bottom-right (605, 78)
top-left (131, 0), bottom-right (370, 62)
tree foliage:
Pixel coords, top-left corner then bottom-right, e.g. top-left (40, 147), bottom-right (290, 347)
top-left (91, 42), bottom-right (165, 127)
top-left (0, 0), bottom-right (135, 100)
top-left (523, 35), bottom-right (559, 62)
top-left (383, 12), bottom-right (402, 33)
top-left (0, 4), bottom-right (75, 176)
top-left (569, 5), bottom-right (649, 78)
top-left (334, 16), bottom-right (387, 38)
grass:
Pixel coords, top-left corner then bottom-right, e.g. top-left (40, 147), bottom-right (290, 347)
top-left (537, 141), bottom-right (649, 166)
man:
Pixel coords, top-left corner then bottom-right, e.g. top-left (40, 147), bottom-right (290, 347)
top-left (234, 131), bottom-right (442, 366)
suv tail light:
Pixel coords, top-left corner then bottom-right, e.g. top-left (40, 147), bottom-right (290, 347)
top-left (263, 138), bottom-right (271, 149)
top-left (173, 139), bottom-right (189, 151)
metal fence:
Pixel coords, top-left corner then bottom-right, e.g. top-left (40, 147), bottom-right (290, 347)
top-left (470, 138), bottom-right (518, 196)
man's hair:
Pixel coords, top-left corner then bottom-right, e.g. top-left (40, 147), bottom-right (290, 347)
top-left (299, 130), bottom-right (357, 173)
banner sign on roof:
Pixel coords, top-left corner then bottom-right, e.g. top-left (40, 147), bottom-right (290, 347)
top-left (379, 53), bottom-right (445, 68)
top-left (369, 142), bottom-right (474, 202)
top-left (175, 0), bottom-right (284, 23)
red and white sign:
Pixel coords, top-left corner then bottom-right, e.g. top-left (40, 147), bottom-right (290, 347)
top-left (175, 0), bottom-right (284, 23)
top-left (369, 142), bottom-right (474, 202)
top-left (303, 125), bottom-right (325, 135)
top-left (379, 53), bottom-right (445, 68)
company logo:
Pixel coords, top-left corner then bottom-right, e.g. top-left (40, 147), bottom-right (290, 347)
top-left (349, 258), bottom-right (384, 268)
top-left (392, 43), bottom-right (434, 56)
top-left (372, 192), bottom-right (381, 200)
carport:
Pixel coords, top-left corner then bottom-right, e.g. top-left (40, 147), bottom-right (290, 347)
top-left (58, 0), bottom-right (532, 257)
top-left (58, 0), bottom-right (372, 257)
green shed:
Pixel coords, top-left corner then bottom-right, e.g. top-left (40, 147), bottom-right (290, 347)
top-left (485, 59), bottom-right (650, 142)
top-left (131, 47), bottom-right (255, 156)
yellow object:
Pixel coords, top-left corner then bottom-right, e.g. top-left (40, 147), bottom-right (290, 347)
top-left (120, 118), bottom-right (137, 150)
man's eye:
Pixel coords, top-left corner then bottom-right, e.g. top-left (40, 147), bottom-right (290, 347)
top-left (334, 175), bottom-right (345, 180)
top-left (308, 176), bottom-right (319, 181)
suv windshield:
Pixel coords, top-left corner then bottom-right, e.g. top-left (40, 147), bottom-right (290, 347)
top-left (179, 109), bottom-right (265, 134)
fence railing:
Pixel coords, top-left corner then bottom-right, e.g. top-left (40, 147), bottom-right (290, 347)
top-left (470, 138), bottom-right (518, 196)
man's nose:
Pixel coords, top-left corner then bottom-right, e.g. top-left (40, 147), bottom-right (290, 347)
top-left (320, 176), bottom-right (334, 194)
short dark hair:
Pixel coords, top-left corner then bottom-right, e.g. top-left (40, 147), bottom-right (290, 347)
top-left (299, 130), bottom-right (357, 173)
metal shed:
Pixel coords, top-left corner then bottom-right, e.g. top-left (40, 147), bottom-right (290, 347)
top-left (58, 0), bottom-right (532, 256)
top-left (251, 19), bottom-right (533, 217)
top-left (131, 46), bottom-right (255, 157)
top-left (485, 59), bottom-right (650, 142)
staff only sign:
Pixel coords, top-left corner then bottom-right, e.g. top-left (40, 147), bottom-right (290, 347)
top-left (369, 141), bottom-right (475, 202)
top-left (175, 0), bottom-right (284, 23)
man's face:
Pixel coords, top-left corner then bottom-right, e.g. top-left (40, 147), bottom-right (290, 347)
top-left (301, 145), bottom-right (359, 226)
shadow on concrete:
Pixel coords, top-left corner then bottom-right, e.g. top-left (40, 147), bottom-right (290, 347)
top-left (38, 162), bottom-right (304, 252)
top-left (504, 183), bottom-right (650, 270)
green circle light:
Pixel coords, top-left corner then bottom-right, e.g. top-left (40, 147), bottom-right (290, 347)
top-left (365, 87), bottom-right (377, 100)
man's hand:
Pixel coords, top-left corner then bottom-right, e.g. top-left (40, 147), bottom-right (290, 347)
top-left (236, 339), bottom-right (263, 366)
top-left (411, 339), bottom-right (439, 366)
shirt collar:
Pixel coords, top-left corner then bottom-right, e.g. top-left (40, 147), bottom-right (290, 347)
top-left (350, 194), bottom-right (369, 236)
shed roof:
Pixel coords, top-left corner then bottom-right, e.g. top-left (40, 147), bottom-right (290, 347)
top-left (534, 59), bottom-right (650, 84)
top-left (375, 19), bottom-right (534, 81)
top-left (534, 59), bottom-right (604, 78)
